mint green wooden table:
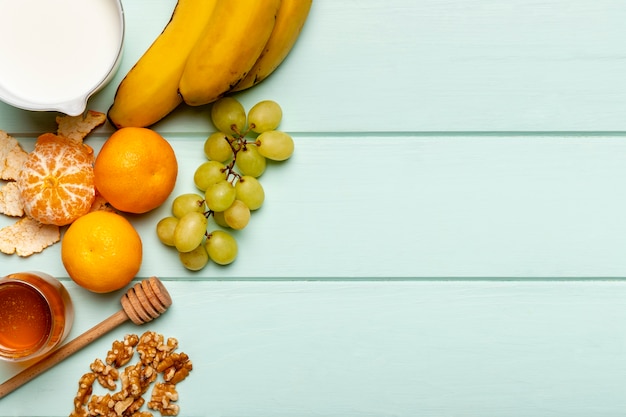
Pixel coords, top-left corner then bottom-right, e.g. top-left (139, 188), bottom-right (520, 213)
top-left (3, 1), bottom-right (626, 415)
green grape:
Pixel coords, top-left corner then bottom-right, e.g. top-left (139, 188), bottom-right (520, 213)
top-left (212, 210), bottom-right (229, 228)
top-left (156, 216), bottom-right (179, 246)
top-left (204, 132), bottom-right (234, 163)
top-left (193, 160), bottom-right (227, 191)
top-left (204, 180), bottom-right (236, 212)
top-left (171, 193), bottom-right (206, 218)
top-left (223, 200), bottom-right (251, 230)
top-left (256, 130), bottom-right (294, 161)
top-left (235, 144), bottom-right (266, 177)
top-left (235, 176), bottom-right (265, 210)
top-left (179, 244), bottom-right (209, 271)
top-left (206, 230), bottom-right (238, 265)
top-left (173, 211), bottom-right (208, 253)
top-left (211, 97), bottom-right (246, 135)
top-left (248, 100), bottom-right (282, 133)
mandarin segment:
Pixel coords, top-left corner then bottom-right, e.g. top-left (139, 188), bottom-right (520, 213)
top-left (17, 133), bottom-right (95, 226)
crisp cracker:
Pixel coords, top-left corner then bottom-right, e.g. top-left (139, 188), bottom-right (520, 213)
top-left (56, 110), bottom-right (107, 143)
top-left (0, 181), bottom-right (24, 217)
top-left (0, 130), bottom-right (28, 181)
top-left (0, 217), bottom-right (60, 256)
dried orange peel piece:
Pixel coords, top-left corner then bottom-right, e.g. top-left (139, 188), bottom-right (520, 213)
top-left (56, 110), bottom-right (106, 143)
top-left (0, 182), bottom-right (24, 217)
top-left (0, 217), bottom-right (60, 256)
top-left (0, 130), bottom-right (29, 181)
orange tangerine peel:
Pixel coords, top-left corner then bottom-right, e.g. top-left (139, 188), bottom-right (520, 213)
top-left (0, 217), bottom-right (60, 256)
top-left (0, 110), bottom-right (107, 257)
top-left (0, 181), bottom-right (23, 217)
top-left (0, 130), bottom-right (28, 181)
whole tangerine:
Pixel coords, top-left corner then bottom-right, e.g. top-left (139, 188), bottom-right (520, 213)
top-left (94, 127), bottom-right (178, 213)
top-left (61, 210), bottom-right (142, 293)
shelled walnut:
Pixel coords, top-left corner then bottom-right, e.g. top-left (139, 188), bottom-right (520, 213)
top-left (136, 331), bottom-right (178, 369)
top-left (69, 331), bottom-right (192, 417)
top-left (87, 394), bottom-right (115, 416)
top-left (123, 362), bottom-right (157, 398)
top-left (90, 358), bottom-right (119, 390)
top-left (71, 373), bottom-right (97, 412)
top-left (147, 383), bottom-right (179, 416)
top-left (157, 352), bottom-right (193, 385)
top-left (106, 333), bottom-right (140, 368)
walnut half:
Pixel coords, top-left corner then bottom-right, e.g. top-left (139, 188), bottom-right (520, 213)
top-left (148, 383), bottom-right (179, 416)
top-left (90, 358), bottom-right (119, 391)
top-left (106, 333), bottom-right (140, 368)
top-left (71, 372), bottom-right (97, 412)
top-left (156, 352), bottom-right (193, 385)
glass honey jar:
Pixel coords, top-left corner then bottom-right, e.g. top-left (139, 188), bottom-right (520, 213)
top-left (0, 271), bottom-right (74, 362)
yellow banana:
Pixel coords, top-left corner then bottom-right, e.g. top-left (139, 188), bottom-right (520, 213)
top-left (179, 0), bottom-right (281, 107)
top-left (107, 0), bottom-right (218, 128)
top-left (231, 0), bottom-right (312, 92)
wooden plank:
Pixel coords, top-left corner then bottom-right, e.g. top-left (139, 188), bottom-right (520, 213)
top-left (2, 0), bottom-right (626, 133)
top-left (3, 134), bottom-right (626, 278)
top-left (2, 280), bottom-right (626, 416)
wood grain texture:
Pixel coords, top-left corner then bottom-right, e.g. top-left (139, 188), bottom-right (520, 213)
top-left (2, 281), bottom-right (626, 416)
top-left (3, 134), bottom-right (626, 278)
top-left (3, 0), bottom-right (626, 134)
top-left (1, 0), bottom-right (626, 415)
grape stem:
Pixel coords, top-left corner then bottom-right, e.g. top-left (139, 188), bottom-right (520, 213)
top-left (201, 125), bottom-right (256, 224)
top-left (222, 125), bottom-right (255, 186)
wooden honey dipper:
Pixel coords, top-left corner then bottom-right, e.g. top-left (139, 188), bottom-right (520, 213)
top-left (0, 276), bottom-right (172, 399)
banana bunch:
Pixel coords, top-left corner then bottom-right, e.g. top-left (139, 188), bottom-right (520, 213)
top-left (108, 0), bottom-right (312, 129)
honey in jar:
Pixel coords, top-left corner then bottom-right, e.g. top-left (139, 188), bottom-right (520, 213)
top-left (0, 272), bottom-right (74, 362)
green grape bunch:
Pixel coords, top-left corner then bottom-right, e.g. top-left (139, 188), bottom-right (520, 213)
top-left (156, 97), bottom-right (294, 271)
